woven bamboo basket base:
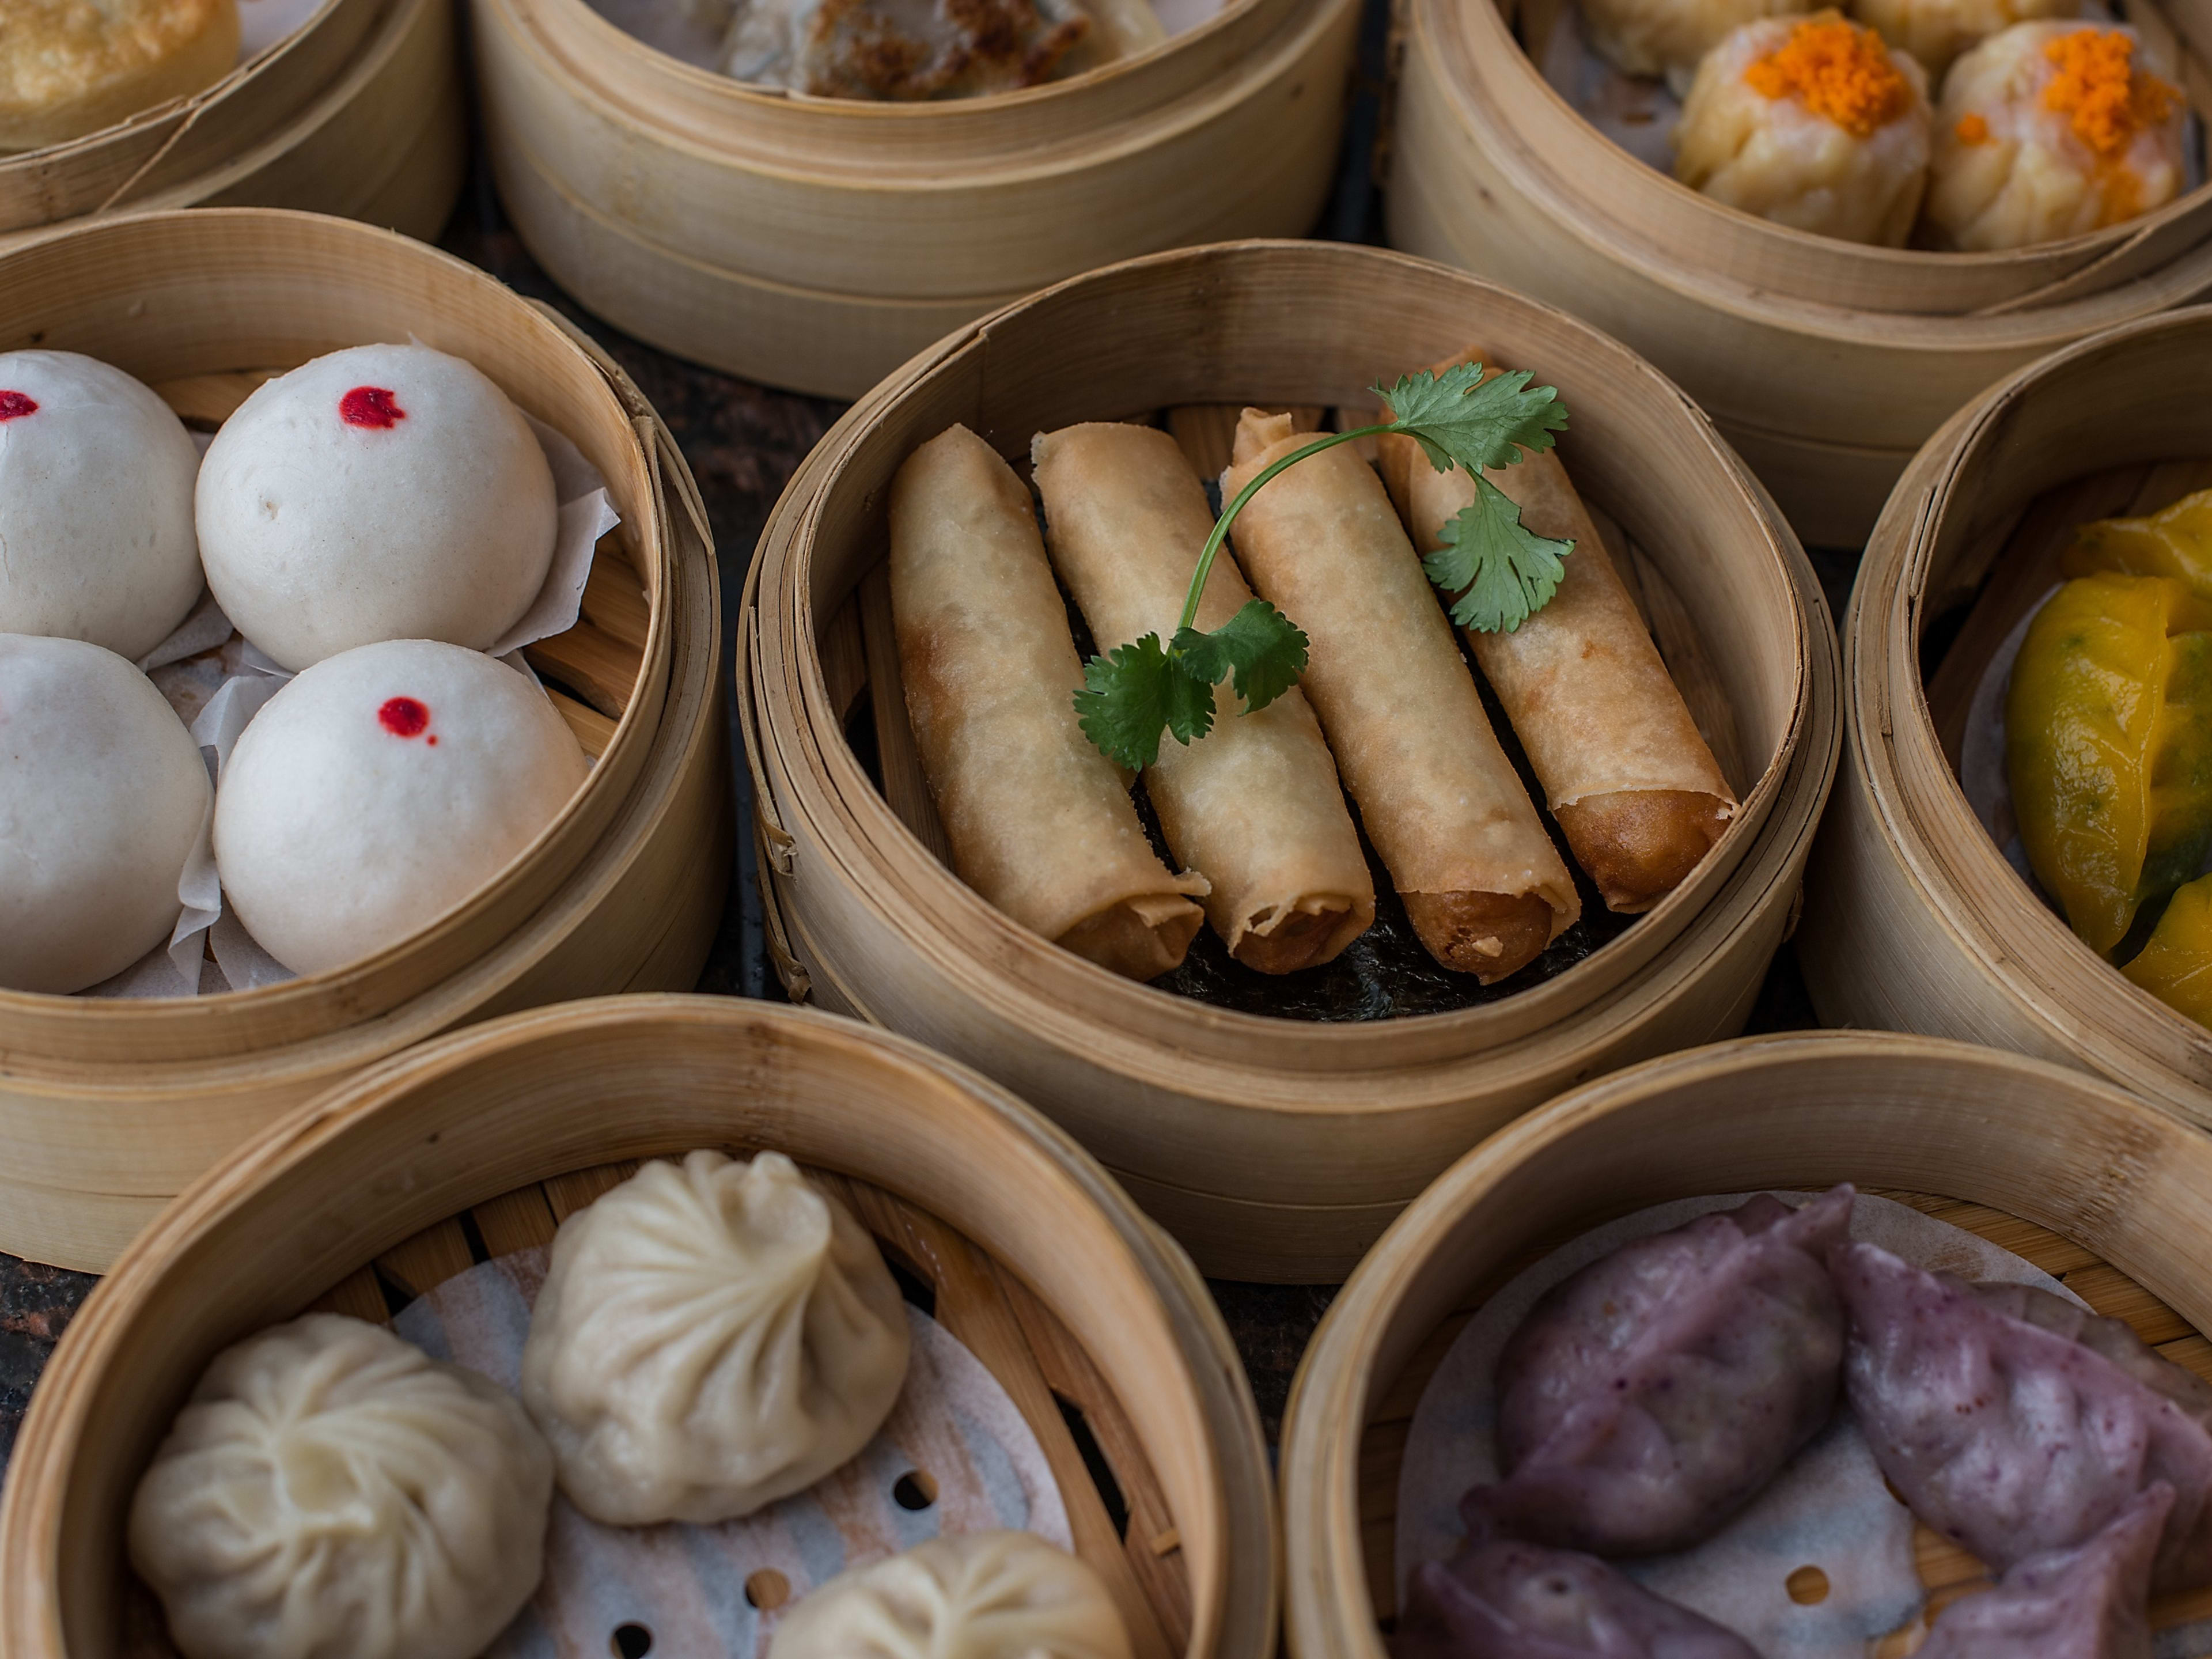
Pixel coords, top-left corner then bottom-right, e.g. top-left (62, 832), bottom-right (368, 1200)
top-left (1354, 1188), bottom-right (2212, 1650)
top-left (103, 1154), bottom-right (1192, 1658)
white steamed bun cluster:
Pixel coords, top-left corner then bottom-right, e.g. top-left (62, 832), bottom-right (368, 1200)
top-left (0, 341), bottom-right (584, 993)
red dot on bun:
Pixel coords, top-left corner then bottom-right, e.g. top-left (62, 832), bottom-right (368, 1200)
top-left (378, 696), bottom-right (431, 738)
top-left (340, 386), bottom-right (406, 429)
top-left (0, 391), bottom-right (37, 421)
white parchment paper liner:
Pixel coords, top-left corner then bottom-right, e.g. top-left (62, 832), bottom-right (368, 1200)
top-left (393, 1246), bottom-right (1073, 1658)
top-left (1395, 1191), bottom-right (2094, 1659)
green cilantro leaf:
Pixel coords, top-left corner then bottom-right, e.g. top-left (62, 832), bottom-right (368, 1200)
top-left (1376, 361), bottom-right (1570, 478)
top-left (1171, 601), bottom-right (1309, 713)
top-left (1074, 634), bottom-right (1215, 771)
top-left (1424, 475), bottom-right (1574, 633)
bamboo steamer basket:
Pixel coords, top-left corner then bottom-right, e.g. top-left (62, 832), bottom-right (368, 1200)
top-left (1386, 0), bottom-right (2212, 547)
top-left (739, 238), bottom-right (1840, 1282)
top-left (0, 995), bottom-right (1277, 1659)
top-left (1798, 302), bottom-right (2212, 1131)
top-left (471, 0), bottom-right (1360, 397)
top-left (1280, 1030), bottom-right (2212, 1658)
top-left (0, 0), bottom-right (464, 251)
top-left (0, 209), bottom-right (731, 1274)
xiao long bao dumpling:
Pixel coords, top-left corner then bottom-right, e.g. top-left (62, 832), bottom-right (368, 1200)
top-left (0, 635), bottom-right (209, 995)
top-left (1393, 1536), bottom-right (1758, 1659)
top-left (196, 343), bottom-right (559, 671)
top-left (769, 1531), bottom-right (1133, 1659)
top-left (1926, 22), bottom-right (2185, 250)
top-left (1674, 12), bottom-right (1934, 245)
top-left (128, 1313), bottom-right (553, 1659)
top-left (0, 350), bottom-right (204, 661)
top-left (520, 1149), bottom-right (911, 1525)
top-left (1577, 0), bottom-right (1811, 94)
top-left (213, 639), bottom-right (588, 976)
top-left (1850, 0), bottom-right (2079, 79)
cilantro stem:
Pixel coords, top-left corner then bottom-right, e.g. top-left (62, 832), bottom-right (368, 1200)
top-left (1177, 426), bottom-right (1393, 634)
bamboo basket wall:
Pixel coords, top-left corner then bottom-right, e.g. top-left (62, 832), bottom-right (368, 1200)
top-left (471, 0), bottom-right (1359, 397)
top-left (0, 209), bottom-right (731, 1274)
top-left (1387, 0), bottom-right (2212, 547)
top-left (1798, 302), bottom-right (2212, 1131)
top-left (0, 0), bottom-right (463, 253)
top-left (0, 996), bottom-right (1278, 1659)
top-left (1280, 1031), bottom-right (2212, 1658)
top-left (740, 238), bottom-right (1840, 1282)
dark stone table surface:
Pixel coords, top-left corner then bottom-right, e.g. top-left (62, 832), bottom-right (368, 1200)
top-left (0, 145), bottom-right (1855, 1487)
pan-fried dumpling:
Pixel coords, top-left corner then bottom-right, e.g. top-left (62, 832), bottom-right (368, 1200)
top-left (1849, 0), bottom-right (2077, 79)
top-left (1834, 1241), bottom-right (2212, 1592)
top-left (1925, 22), bottom-right (2184, 249)
top-left (518, 1149), bottom-right (911, 1525)
top-left (1577, 0), bottom-right (1813, 94)
top-left (1673, 13), bottom-right (1933, 247)
top-left (127, 1314), bottom-right (553, 1659)
top-left (1463, 1185), bottom-right (1854, 1556)
top-left (767, 1531), bottom-right (1132, 1659)
top-left (1916, 1482), bottom-right (2169, 1659)
top-left (1392, 1536), bottom-right (1760, 1658)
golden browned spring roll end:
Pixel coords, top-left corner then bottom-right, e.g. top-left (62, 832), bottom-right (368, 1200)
top-left (1554, 790), bottom-right (1734, 914)
top-left (1232, 891), bottom-right (1378, 975)
top-left (1056, 891), bottom-right (1207, 980)
top-left (1402, 889), bottom-right (1558, 983)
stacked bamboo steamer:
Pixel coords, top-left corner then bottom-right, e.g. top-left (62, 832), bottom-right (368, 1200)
top-left (1386, 0), bottom-right (2212, 547)
top-left (1280, 1030), bottom-right (2212, 1657)
top-left (0, 996), bottom-right (1279, 1659)
top-left (471, 0), bottom-right (1361, 396)
top-left (0, 0), bottom-right (464, 253)
top-left (1799, 303), bottom-right (2212, 1132)
top-left (0, 208), bottom-right (732, 1275)
top-left (741, 237), bottom-right (1840, 1283)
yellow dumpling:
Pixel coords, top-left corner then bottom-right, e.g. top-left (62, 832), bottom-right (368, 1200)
top-left (1579, 0), bottom-right (1813, 95)
top-left (1849, 0), bottom-right (2078, 79)
top-left (1673, 12), bottom-right (1933, 245)
top-left (2123, 873), bottom-right (2212, 1027)
top-left (1924, 22), bottom-right (2185, 249)
top-left (2063, 486), bottom-right (2212, 600)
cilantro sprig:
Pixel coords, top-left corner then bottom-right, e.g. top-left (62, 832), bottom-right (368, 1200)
top-left (1074, 361), bottom-right (1573, 770)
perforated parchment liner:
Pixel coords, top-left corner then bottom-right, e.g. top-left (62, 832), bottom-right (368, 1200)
top-left (393, 1247), bottom-right (1071, 1659)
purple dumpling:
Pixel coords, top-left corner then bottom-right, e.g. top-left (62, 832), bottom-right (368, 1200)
top-left (1392, 1537), bottom-right (1758, 1658)
top-left (1916, 1482), bottom-right (2171, 1658)
top-left (1834, 1240), bottom-right (2212, 1592)
top-left (1464, 1185), bottom-right (1853, 1556)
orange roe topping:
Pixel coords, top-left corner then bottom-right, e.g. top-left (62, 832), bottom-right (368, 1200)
top-left (1955, 111), bottom-right (1990, 144)
top-left (2041, 28), bottom-right (2177, 160)
top-left (1744, 16), bottom-right (1914, 137)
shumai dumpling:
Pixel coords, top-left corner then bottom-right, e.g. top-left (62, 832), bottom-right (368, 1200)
top-left (1916, 1482), bottom-right (2170, 1659)
top-left (1578, 0), bottom-right (1812, 94)
top-left (1835, 1241), bottom-right (2212, 1592)
top-left (1392, 1537), bottom-right (1759, 1659)
top-left (1925, 22), bottom-right (2184, 249)
top-left (1849, 0), bottom-right (2077, 79)
top-left (1673, 12), bottom-right (1933, 245)
top-left (1464, 1185), bottom-right (1854, 1556)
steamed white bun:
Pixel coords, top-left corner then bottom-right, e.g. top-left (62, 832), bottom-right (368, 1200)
top-left (212, 639), bottom-right (588, 976)
top-left (196, 343), bottom-right (559, 671)
top-left (768, 1532), bottom-right (1134, 1659)
top-left (0, 350), bottom-right (203, 661)
top-left (520, 1149), bottom-right (912, 1526)
top-left (0, 634), bottom-right (208, 994)
top-left (128, 1313), bottom-right (553, 1659)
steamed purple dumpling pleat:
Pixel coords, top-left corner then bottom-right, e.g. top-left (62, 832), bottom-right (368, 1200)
top-left (1391, 1537), bottom-right (1759, 1658)
top-left (1916, 1482), bottom-right (2171, 1658)
top-left (1834, 1241), bottom-right (2212, 1592)
top-left (1463, 1184), bottom-right (1853, 1556)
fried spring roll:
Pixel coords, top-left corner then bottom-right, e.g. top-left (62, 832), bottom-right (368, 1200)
top-left (1378, 349), bottom-right (1737, 912)
top-left (1221, 409), bottom-right (1578, 982)
top-left (1031, 422), bottom-right (1376, 974)
top-left (889, 425), bottom-right (1206, 979)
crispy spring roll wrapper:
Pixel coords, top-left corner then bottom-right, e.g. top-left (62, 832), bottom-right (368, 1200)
top-left (1221, 409), bottom-right (1577, 982)
top-left (1031, 422), bottom-right (1376, 975)
top-left (889, 425), bottom-right (1207, 980)
top-left (1378, 350), bottom-right (1738, 913)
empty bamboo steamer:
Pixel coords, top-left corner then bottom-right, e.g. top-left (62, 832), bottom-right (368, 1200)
top-left (471, 0), bottom-right (1360, 397)
top-left (0, 209), bottom-right (732, 1274)
top-left (1798, 302), bottom-right (2212, 1131)
top-left (1386, 0), bottom-right (2212, 547)
top-left (0, 0), bottom-right (464, 252)
top-left (1280, 1030), bottom-right (2212, 1659)
top-left (0, 995), bottom-right (1277, 1659)
top-left (740, 238), bottom-right (1840, 1282)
